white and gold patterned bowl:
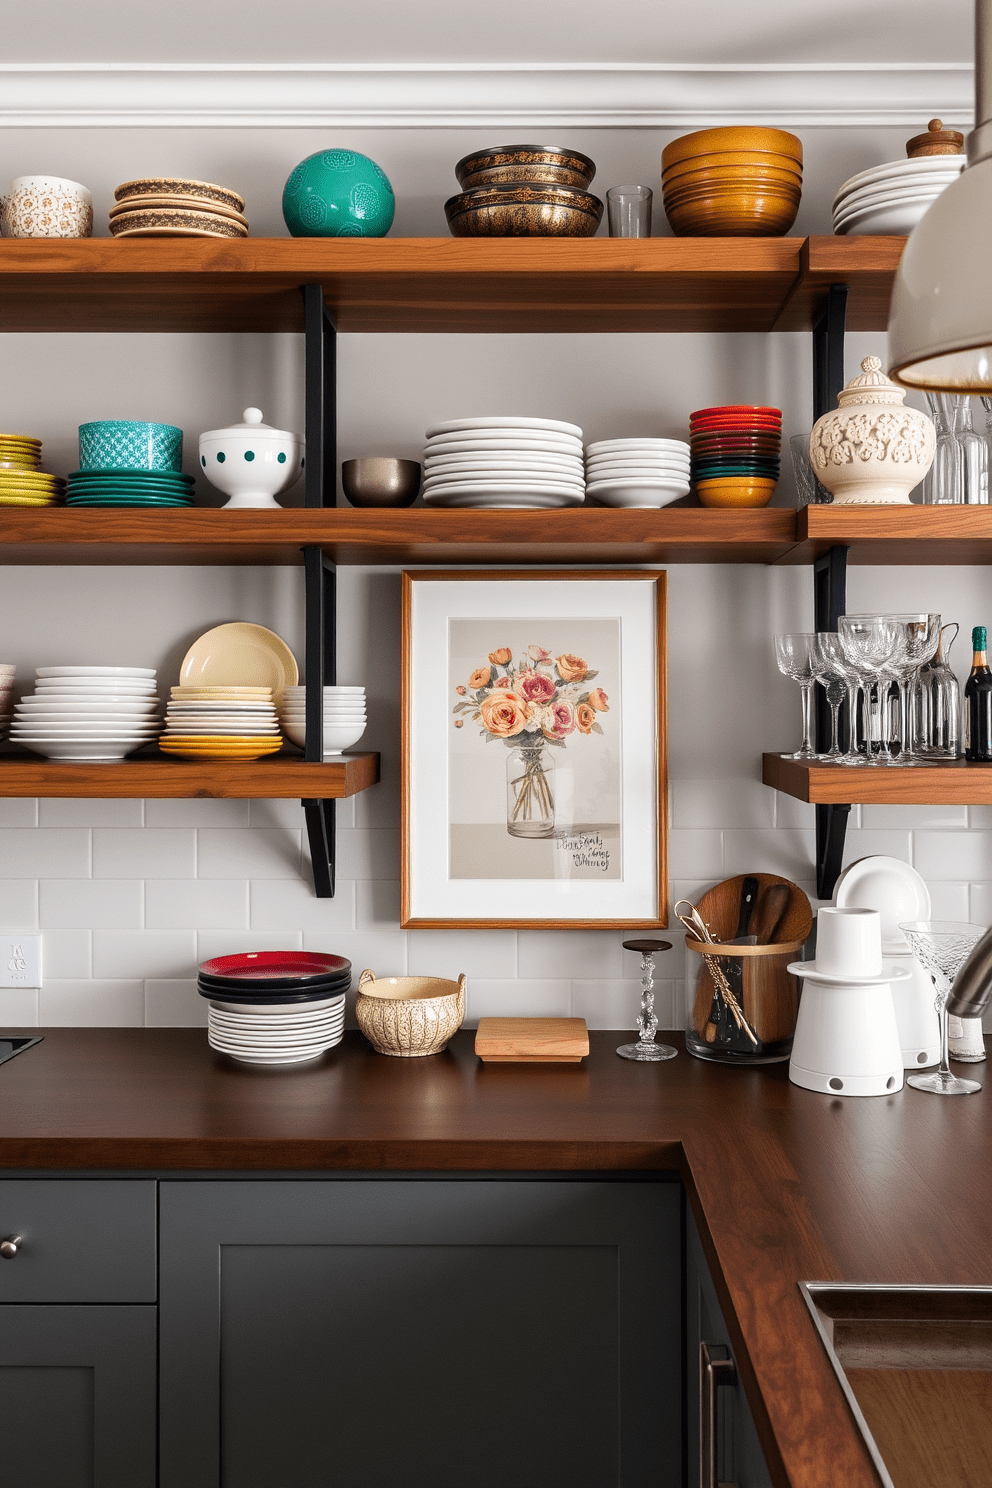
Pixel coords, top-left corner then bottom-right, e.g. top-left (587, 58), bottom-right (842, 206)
top-left (2, 176), bottom-right (93, 239)
top-left (356, 971), bottom-right (466, 1057)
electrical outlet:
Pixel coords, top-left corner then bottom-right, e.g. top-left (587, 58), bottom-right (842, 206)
top-left (0, 934), bottom-right (41, 988)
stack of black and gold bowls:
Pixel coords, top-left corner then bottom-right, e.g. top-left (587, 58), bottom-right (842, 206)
top-left (444, 145), bottom-right (603, 237)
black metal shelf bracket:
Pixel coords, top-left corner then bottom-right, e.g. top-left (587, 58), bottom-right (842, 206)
top-left (300, 283), bottom-right (338, 897)
top-left (812, 284), bottom-right (851, 901)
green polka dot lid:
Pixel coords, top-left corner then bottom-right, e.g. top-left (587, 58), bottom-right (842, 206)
top-left (197, 407), bottom-right (305, 511)
top-left (282, 149), bottom-right (395, 238)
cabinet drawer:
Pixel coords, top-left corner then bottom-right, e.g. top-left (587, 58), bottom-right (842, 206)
top-left (0, 1181), bottom-right (156, 1303)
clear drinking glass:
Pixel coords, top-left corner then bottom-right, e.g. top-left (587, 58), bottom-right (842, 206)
top-left (922, 393), bottom-right (963, 504)
top-left (913, 621), bottom-right (961, 757)
top-left (617, 938), bottom-right (677, 1062)
top-left (774, 634), bottom-right (818, 759)
top-left (837, 616), bottom-right (900, 764)
top-left (812, 632), bottom-right (863, 763)
top-left (900, 921), bottom-right (986, 1095)
top-left (606, 185), bottom-right (653, 238)
top-left (957, 398), bottom-right (989, 504)
top-left (789, 434), bottom-right (831, 506)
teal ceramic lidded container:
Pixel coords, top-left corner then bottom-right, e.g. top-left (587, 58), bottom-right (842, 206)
top-left (78, 420), bottom-right (183, 472)
top-left (282, 150), bottom-right (395, 238)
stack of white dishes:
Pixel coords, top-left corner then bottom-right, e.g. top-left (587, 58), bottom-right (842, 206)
top-left (160, 686), bottom-right (282, 761)
top-left (832, 154), bottom-right (965, 236)
top-left (0, 665), bottom-right (15, 737)
top-left (584, 438), bottom-right (691, 508)
top-left (9, 666), bottom-right (160, 761)
top-left (834, 855), bottom-right (941, 1069)
top-left (199, 951), bottom-right (350, 1067)
top-left (422, 416), bottom-right (586, 509)
top-left (280, 685), bottom-right (366, 755)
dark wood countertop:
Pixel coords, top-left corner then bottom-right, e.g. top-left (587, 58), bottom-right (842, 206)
top-left (2, 1026), bottom-right (986, 1488)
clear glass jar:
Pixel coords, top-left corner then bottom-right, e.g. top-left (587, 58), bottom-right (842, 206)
top-left (506, 741), bottom-right (555, 838)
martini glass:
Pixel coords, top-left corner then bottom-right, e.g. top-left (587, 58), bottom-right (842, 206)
top-left (900, 920), bottom-right (986, 1094)
top-left (617, 939), bottom-right (677, 1062)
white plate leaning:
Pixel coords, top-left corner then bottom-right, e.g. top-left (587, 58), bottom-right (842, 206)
top-left (833, 855), bottom-right (932, 953)
top-left (426, 416), bottom-right (582, 439)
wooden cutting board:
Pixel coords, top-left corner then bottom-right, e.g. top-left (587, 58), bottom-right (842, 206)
top-left (475, 1017), bottom-right (589, 1063)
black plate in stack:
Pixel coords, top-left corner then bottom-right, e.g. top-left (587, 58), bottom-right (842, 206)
top-left (198, 952), bottom-right (351, 1066)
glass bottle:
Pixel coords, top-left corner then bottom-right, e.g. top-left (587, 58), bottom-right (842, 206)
top-left (957, 399), bottom-right (989, 504)
top-left (914, 622), bottom-right (961, 758)
top-left (922, 393), bottom-right (963, 504)
top-left (506, 740), bottom-right (555, 838)
top-left (964, 626), bottom-right (992, 762)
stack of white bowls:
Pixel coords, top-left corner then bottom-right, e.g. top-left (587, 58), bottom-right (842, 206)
top-left (832, 154), bottom-right (965, 236)
top-left (584, 438), bottom-right (691, 508)
top-left (281, 685), bottom-right (366, 755)
top-left (422, 416), bottom-right (586, 509)
top-left (159, 686), bottom-right (282, 761)
top-left (0, 665), bottom-right (15, 737)
top-left (10, 666), bottom-right (160, 760)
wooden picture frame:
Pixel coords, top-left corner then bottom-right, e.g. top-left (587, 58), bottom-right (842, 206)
top-left (401, 570), bottom-right (667, 928)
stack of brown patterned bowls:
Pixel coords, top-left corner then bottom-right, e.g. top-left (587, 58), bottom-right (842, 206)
top-left (662, 128), bottom-right (802, 236)
top-left (445, 145), bottom-right (603, 237)
top-left (109, 178), bottom-right (248, 239)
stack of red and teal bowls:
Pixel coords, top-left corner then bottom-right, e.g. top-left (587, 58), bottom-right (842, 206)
top-left (689, 405), bottom-right (782, 508)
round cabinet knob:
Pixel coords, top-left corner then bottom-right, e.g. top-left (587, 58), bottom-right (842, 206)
top-left (0, 1234), bottom-right (23, 1259)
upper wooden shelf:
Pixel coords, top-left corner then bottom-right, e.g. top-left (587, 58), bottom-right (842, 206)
top-left (0, 236), bottom-right (902, 335)
top-left (0, 749), bottom-right (379, 799)
top-left (783, 504), bottom-right (992, 565)
top-left (763, 754), bottom-right (992, 805)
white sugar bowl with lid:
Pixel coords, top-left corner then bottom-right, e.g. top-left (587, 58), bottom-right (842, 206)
top-left (198, 407), bottom-right (305, 510)
top-left (809, 355), bottom-right (935, 505)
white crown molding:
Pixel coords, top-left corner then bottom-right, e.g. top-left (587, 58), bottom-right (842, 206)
top-left (0, 61), bottom-right (973, 129)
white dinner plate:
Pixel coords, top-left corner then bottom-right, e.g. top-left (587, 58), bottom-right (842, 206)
top-left (34, 680), bottom-right (157, 692)
top-left (423, 435), bottom-right (583, 457)
top-left (14, 740), bottom-right (152, 759)
top-left (586, 486), bottom-right (687, 508)
top-left (786, 961), bottom-right (912, 986)
top-left (586, 438), bottom-right (690, 455)
top-left (833, 855), bottom-right (932, 953)
top-left (586, 477), bottom-right (691, 493)
top-left (207, 997), bottom-right (347, 1021)
top-left (165, 699), bottom-right (276, 711)
top-left (35, 665), bottom-right (156, 678)
top-left (17, 701), bottom-right (158, 714)
top-left (14, 713), bottom-right (159, 726)
top-left (833, 178), bottom-right (962, 219)
top-left (423, 487), bottom-right (584, 509)
top-left (586, 463), bottom-right (690, 477)
top-left (424, 456), bottom-right (584, 475)
top-left (179, 622), bottom-right (299, 694)
top-left (424, 474), bottom-right (584, 492)
top-left (206, 991), bottom-right (346, 1015)
top-left (209, 1028), bottom-right (344, 1050)
top-left (832, 154), bottom-right (964, 204)
top-left (209, 1010), bottom-right (346, 1033)
top-left (164, 723), bottom-right (281, 735)
top-left (426, 415), bottom-right (583, 439)
top-left (424, 478), bottom-right (582, 496)
top-left (213, 1044), bottom-right (339, 1066)
top-left (835, 201), bottom-right (933, 236)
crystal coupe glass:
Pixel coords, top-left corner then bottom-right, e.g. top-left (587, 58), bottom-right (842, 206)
top-left (900, 920), bottom-right (987, 1095)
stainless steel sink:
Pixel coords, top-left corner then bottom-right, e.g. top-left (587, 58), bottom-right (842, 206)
top-left (0, 1036), bottom-right (42, 1067)
top-left (801, 1282), bottom-right (992, 1488)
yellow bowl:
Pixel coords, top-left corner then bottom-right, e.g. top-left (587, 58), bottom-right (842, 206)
top-left (663, 127), bottom-right (803, 169)
top-left (662, 152), bottom-right (803, 185)
top-left (695, 476), bottom-right (777, 508)
top-left (664, 189), bottom-right (801, 237)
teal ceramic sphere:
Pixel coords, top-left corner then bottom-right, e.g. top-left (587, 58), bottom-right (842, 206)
top-left (282, 150), bottom-right (395, 238)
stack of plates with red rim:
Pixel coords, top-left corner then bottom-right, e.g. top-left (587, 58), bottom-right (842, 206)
top-left (9, 665), bottom-right (160, 760)
top-left (584, 437), bottom-right (690, 508)
top-left (199, 951), bottom-right (351, 1066)
top-left (422, 416), bottom-right (585, 509)
top-left (689, 405), bottom-right (781, 508)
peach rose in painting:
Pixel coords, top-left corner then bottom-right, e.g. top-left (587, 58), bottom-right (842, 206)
top-left (514, 671), bottom-right (556, 705)
top-left (543, 700), bottom-right (577, 740)
top-left (588, 687), bottom-right (609, 711)
top-left (556, 653), bottom-right (587, 683)
top-left (480, 689), bottom-right (530, 738)
top-left (469, 666), bottom-right (492, 690)
top-left (488, 647), bottom-right (512, 666)
top-left (576, 702), bottom-right (596, 734)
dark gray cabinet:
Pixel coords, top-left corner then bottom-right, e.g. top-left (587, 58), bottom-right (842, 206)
top-left (685, 1211), bottom-right (773, 1488)
top-left (159, 1178), bottom-right (682, 1488)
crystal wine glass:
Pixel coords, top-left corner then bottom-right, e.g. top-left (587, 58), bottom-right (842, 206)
top-left (899, 920), bottom-right (986, 1095)
top-left (838, 616), bottom-right (900, 765)
top-left (811, 632), bottom-right (857, 761)
top-left (617, 939), bottom-right (677, 1062)
top-left (887, 613), bottom-right (941, 764)
top-left (774, 634), bottom-right (817, 760)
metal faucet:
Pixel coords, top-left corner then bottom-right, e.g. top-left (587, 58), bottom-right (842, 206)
top-left (946, 924), bottom-right (992, 1019)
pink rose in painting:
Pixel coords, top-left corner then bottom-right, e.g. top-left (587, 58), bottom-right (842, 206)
top-left (588, 687), bottom-right (609, 711)
top-left (527, 644), bottom-right (552, 664)
top-left (456, 685), bottom-right (466, 696)
top-left (515, 671), bottom-right (556, 705)
top-left (543, 700), bottom-right (576, 740)
top-left (454, 718), bottom-right (464, 728)
top-left (495, 677), bottom-right (509, 688)
top-left (480, 689), bottom-right (530, 738)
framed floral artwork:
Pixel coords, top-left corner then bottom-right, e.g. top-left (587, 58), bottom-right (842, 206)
top-left (401, 570), bottom-right (667, 928)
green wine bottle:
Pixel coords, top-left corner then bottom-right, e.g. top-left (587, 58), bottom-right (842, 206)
top-left (964, 626), bottom-right (992, 762)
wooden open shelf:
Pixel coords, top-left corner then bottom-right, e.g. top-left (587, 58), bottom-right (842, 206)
top-left (783, 504), bottom-right (992, 566)
top-left (0, 236), bottom-right (902, 335)
top-left (0, 750), bottom-right (379, 799)
top-left (763, 753), bottom-right (992, 805)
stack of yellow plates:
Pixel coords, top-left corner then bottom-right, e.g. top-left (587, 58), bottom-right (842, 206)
top-left (0, 433), bottom-right (65, 506)
top-left (159, 683), bottom-right (283, 760)
top-left (159, 736), bottom-right (283, 760)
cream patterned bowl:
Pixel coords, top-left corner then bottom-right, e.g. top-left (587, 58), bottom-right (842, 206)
top-left (356, 971), bottom-right (466, 1057)
top-left (1, 176), bottom-right (93, 239)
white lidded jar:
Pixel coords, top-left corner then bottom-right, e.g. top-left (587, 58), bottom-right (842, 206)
top-left (809, 355), bottom-right (935, 505)
top-left (198, 407), bottom-right (305, 510)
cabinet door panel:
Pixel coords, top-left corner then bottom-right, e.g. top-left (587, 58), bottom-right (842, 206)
top-left (0, 1305), bottom-right (156, 1488)
top-left (0, 1181), bottom-right (156, 1303)
top-left (161, 1179), bottom-right (681, 1488)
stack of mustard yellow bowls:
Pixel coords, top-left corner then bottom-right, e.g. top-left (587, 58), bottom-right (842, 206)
top-left (661, 127), bottom-right (803, 237)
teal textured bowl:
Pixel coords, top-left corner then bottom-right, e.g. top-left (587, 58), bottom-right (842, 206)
top-left (79, 420), bottom-right (183, 472)
top-left (282, 150), bottom-right (395, 238)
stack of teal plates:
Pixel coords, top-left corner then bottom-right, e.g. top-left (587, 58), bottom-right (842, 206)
top-left (66, 468), bottom-right (195, 508)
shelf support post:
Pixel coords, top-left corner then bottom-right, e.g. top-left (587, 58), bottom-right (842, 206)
top-left (301, 283), bottom-right (338, 897)
top-left (812, 283), bottom-right (851, 902)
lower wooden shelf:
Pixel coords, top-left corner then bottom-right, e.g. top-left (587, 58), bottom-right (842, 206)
top-left (0, 750), bottom-right (379, 799)
top-left (763, 753), bottom-right (992, 805)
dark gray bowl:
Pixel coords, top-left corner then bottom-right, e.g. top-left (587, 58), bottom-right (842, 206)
top-left (342, 457), bottom-right (422, 508)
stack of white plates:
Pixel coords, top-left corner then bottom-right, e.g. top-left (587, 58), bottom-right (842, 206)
top-left (281, 685), bottom-right (366, 755)
top-left (207, 992), bottom-right (347, 1066)
top-left (584, 438), bottom-right (691, 508)
top-left (160, 685), bottom-right (282, 760)
top-left (0, 665), bottom-right (15, 737)
top-left (832, 155), bottom-right (965, 236)
top-left (422, 416), bottom-right (586, 509)
top-left (9, 665), bottom-right (160, 760)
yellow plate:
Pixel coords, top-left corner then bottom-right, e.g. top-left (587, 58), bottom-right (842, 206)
top-left (0, 471), bottom-right (63, 484)
top-left (0, 494), bottom-right (60, 506)
top-left (179, 623), bottom-right (299, 694)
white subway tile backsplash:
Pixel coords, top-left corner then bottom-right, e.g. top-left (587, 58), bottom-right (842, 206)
top-left (41, 929), bottom-right (91, 979)
top-left (915, 831), bottom-right (992, 881)
top-left (407, 929), bottom-right (514, 981)
top-left (723, 829), bottom-right (815, 881)
top-left (970, 806), bottom-right (992, 828)
top-left (327, 828), bottom-right (401, 881)
top-left (352, 770), bottom-right (401, 830)
top-left (92, 930), bottom-right (196, 980)
top-left (862, 803), bottom-right (968, 830)
top-left (673, 779), bottom-right (774, 830)
top-left (970, 883), bottom-right (992, 927)
top-left (355, 879), bottom-right (400, 928)
top-left (198, 828), bottom-right (300, 880)
top-left (518, 930), bottom-right (623, 982)
top-left (668, 828), bottom-right (724, 880)
top-left (0, 880), bottom-right (38, 930)
top-left (842, 829), bottom-right (913, 864)
top-left (39, 798), bottom-right (143, 828)
top-left (774, 794), bottom-right (816, 829)
top-left (249, 798), bottom-right (314, 830)
top-left (93, 829), bottom-right (194, 880)
top-left (926, 881), bottom-right (971, 921)
top-left (250, 877), bottom-right (356, 932)
top-left (146, 799), bottom-right (249, 828)
top-left (145, 879), bottom-right (249, 930)
top-left (41, 979), bottom-right (143, 1026)
top-left (0, 799), bottom-right (38, 827)
top-left (464, 978), bottom-right (570, 1026)
top-left (40, 879), bottom-right (142, 930)
top-left (571, 977), bottom-right (676, 1032)
top-left (0, 830), bottom-right (90, 879)
top-left (0, 988), bottom-right (39, 1025)
top-left (196, 929), bottom-right (303, 962)
top-left (144, 979), bottom-right (207, 1027)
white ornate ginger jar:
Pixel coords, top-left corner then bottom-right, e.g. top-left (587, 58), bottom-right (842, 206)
top-left (809, 355), bottom-right (935, 505)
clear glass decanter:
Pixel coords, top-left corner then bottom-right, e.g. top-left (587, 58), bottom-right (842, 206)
top-left (913, 622), bottom-right (961, 757)
top-left (922, 394), bottom-right (963, 505)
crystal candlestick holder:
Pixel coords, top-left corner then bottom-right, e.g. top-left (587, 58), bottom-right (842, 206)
top-left (617, 938), bottom-right (677, 1062)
